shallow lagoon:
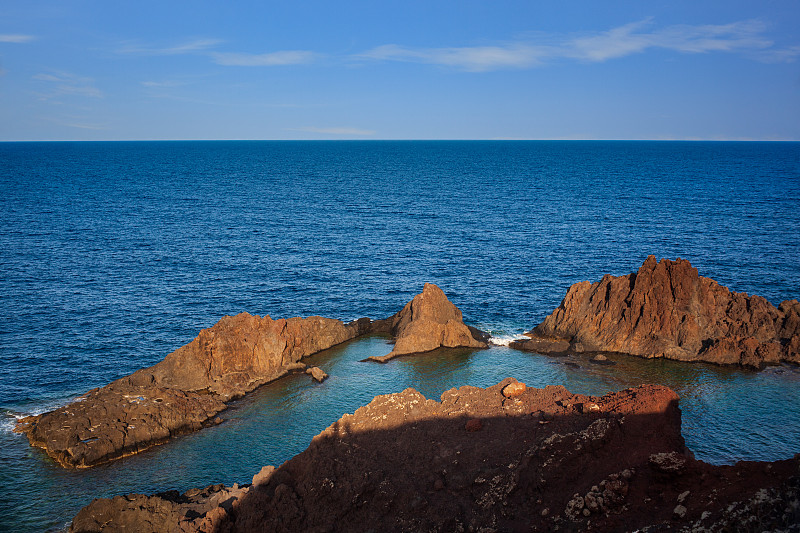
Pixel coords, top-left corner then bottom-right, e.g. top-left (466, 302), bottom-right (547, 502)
top-left (3, 336), bottom-right (799, 531)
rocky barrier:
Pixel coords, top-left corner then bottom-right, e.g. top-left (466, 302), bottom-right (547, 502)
top-left (14, 284), bottom-right (486, 468)
top-left (70, 379), bottom-right (800, 532)
top-left (366, 283), bottom-right (488, 362)
top-left (512, 255), bottom-right (800, 368)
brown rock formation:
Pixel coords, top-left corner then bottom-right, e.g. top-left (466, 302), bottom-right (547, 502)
top-left (70, 379), bottom-right (800, 533)
top-left (15, 313), bottom-right (365, 467)
top-left (16, 284), bottom-right (486, 468)
top-left (367, 283), bottom-right (487, 362)
top-left (512, 256), bottom-right (800, 368)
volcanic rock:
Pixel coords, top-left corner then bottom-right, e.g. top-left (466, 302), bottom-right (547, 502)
top-left (69, 378), bottom-right (800, 533)
top-left (511, 256), bottom-right (800, 368)
top-left (15, 313), bottom-right (366, 467)
top-left (367, 283), bottom-right (487, 362)
top-left (17, 284), bottom-right (485, 468)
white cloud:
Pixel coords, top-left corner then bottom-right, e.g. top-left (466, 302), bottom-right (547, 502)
top-left (33, 72), bottom-right (103, 99)
top-left (118, 39), bottom-right (222, 55)
top-left (0, 34), bottom-right (35, 43)
top-left (359, 44), bottom-right (546, 72)
top-left (358, 19), bottom-right (789, 71)
top-left (140, 80), bottom-right (184, 88)
top-left (212, 50), bottom-right (316, 66)
top-left (567, 19), bottom-right (772, 61)
top-left (290, 127), bottom-right (376, 136)
top-left (754, 45), bottom-right (800, 64)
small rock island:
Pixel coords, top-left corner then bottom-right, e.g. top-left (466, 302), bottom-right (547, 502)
top-left (512, 256), bottom-right (800, 368)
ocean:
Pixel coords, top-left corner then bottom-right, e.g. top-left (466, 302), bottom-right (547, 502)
top-left (0, 140), bottom-right (798, 531)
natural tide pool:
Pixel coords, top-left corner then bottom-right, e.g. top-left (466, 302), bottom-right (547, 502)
top-left (2, 140), bottom-right (799, 531)
top-left (3, 337), bottom-right (799, 532)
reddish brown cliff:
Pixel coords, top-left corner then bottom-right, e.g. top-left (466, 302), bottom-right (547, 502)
top-left (512, 256), bottom-right (800, 368)
top-left (70, 379), bottom-right (800, 533)
top-left (367, 283), bottom-right (488, 362)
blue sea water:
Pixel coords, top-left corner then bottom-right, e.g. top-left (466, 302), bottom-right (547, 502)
top-left (0, 140), bottom-right (799, 531)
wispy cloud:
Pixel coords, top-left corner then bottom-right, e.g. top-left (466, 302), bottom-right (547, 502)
top-left (140, 80), bottom-right (185, 88)
top-left (0, 34), bottom-right (35, 43)
top-left (754, 45), bottom-right (800, 63)
top-left (567, 19), bottom-right (771, 61)
top-left (359, 44), bottom-right (546, 72)
top-left (118, 38), bottom-right (222, 55)
top-left (33, 72), bottom-right (103, 99)
top-left (357, 19), bottom-right (792, 71)
top-left (290, 127), bottom-right (376, 136)
top-left (211, 50), bottom-right (317, 66)
top-left (39, 115), bottom-right (109, 131)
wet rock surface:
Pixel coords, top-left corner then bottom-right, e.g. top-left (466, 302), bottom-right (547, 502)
top-left (512, 256), bottom-right (800, 368)
top-left (367, 283), bottom-right (487, 362)
top-left (69, 379), bottom-right (800, 532)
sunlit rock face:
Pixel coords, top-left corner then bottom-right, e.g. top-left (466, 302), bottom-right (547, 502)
top-left (367, 283), bottom-right (488, 362)
top-left (513, 255), bottom-right (800, 368)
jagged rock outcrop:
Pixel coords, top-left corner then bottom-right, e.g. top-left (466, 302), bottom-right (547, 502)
top-left (511, 256), bottom-right (800, 368)
top-left (70, 379), bottom-right (800, 533)
top-left (367, 283), bottom-right (487, 362)
top-left (16, 284), bottom-right (486, 468)
top-left (15, 313), bottom-right (366, 467)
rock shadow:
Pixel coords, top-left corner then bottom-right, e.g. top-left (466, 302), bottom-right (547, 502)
top-left (70, 379), bottom-right (800, 532)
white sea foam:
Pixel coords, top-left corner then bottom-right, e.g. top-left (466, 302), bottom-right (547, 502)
top-left (488, 334), bottom-right (528, 346)
top-left (1, 396), bottom-right (81, 435)
top-left (1, 411), bottom-right (26, 434)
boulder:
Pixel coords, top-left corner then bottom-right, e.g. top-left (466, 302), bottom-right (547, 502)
top-left (306, 366), bottom-right (328, 383)
top-left (71, 379), bottom-right (800, 532)
top-left (513, 256), bottom-right (800, 368)
top-left (367, 283), bottom-right (487, 362)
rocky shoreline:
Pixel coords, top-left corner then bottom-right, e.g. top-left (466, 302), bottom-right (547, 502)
top-left (14, 284), bottom-right (486, 468)
top-left (12, 261), bottom-right (800, 530)
top-left (512, 256), bottom-right (800, 369)
top-left (70, 378), bottom-right (800, 532)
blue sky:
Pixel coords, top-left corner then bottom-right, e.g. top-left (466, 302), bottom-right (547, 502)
top-left (1, 0), bottom-right (799, 140)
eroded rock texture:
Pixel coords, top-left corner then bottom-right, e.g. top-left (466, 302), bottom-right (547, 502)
top-left (512, 256), bottom-right (800, 368)
top-left (367, 283), bottom-right (487, 362)
top-left (15, 313), bottom-right (365, 467)
top-left (16, 284), bottom-right (486, 468)
top-left (70, 379), bottom-right (800, 533)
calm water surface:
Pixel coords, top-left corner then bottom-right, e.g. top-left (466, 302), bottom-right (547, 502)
top-left (0, 141), bottom-right (799, 531)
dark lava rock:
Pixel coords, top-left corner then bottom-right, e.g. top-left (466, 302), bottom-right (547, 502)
top-left (69, 378), bottom-right (800, 532)
top-left (514, 255), bottom-right (800, 369)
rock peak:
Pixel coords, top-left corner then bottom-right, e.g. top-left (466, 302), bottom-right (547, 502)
top-left (368, 284), bottom-right (487, 362)
top-left (513, 257), bottom-right (799, 368)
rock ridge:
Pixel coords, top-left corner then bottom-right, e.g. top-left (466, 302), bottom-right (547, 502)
top-left (512, 255), bottom-right (800, 368)
top-left (15, 284), bottom-right (486, 468)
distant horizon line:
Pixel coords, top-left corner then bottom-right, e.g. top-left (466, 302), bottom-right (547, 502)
top-left (2, 138), bottom-right (799, 143)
